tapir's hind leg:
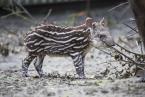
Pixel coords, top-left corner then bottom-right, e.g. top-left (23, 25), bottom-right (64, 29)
top-left (22, 53), bottom-right (36, 77)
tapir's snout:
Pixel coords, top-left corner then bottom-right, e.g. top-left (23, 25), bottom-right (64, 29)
top-left (91, 36), bottom-right (115, 49)
top-left (103, 36), bottom-right (115, 47)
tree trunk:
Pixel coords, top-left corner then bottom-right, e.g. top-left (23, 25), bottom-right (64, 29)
top-left (128, 0), bottom-right (145, 47)
top-left (128, 0), bottom-right (145, 81)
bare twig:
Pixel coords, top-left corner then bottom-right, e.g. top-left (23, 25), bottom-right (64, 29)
top-left (0, 10), bottom-right (24, 19)
top-left (108, 2), bottom-right (128, 12)
top-left (0, 0), bottom-right (34, 23)
top-left (92, 41), bottom-right (145, 69)
top-left (127, 28), bottom-right (138, 37)
top-left (40, 9), bottom-right (52, 23)
top-left (123, 23), bottom-right (138, 33)
top-left (13, 0), bottom-right (34, 20)
top-left (92, 47), bottom-right (113, 57)
top-left (109, 43), bottom-right (145, 65)
top-left (115, 43), bottom-right (144, 56)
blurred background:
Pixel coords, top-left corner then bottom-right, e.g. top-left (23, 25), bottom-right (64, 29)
top-left (0, 0), bottom-right (129, 56)
top-left (1, 0), bottom-right (139, 83)
top-left (2, 1), bottom-right (145, 97)
top-left (1, 0), bottom-right (140, 80)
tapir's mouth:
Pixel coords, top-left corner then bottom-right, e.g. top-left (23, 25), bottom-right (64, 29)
top-left (106, 41), bottom-right (115, 46)
top-left (91, 38), bottom-right (115, 49)
top-left (102, 39), bottom-right (115, 47)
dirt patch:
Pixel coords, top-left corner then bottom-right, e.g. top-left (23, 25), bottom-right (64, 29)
top-left (0, 69), bottom-right (145, 97)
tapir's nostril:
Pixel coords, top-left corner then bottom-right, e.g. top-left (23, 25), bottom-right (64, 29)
top-left (105, 38), bottom-right (115, 46)
top-left (110, 40), bottom-right (115, 46)
top-left (111, 42), bottom-right (115, 46)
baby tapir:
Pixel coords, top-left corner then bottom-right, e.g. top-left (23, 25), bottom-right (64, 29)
top-left (22, 17), bottom-right (115, 78)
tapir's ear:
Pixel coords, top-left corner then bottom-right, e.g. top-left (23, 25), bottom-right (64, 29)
top-left (86, 17), bottom-right (93, 27)
top-left (100, 17), bottom-right (108, 27)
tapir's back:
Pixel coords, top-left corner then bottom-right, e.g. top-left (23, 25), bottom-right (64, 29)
top-left (24, 24), bottom-right (91, 55)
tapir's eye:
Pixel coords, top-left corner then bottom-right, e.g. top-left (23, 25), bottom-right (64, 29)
top-left (86, 28), bottom-right (91, 32)
top-left (97, 34), bottom-right (106, 40)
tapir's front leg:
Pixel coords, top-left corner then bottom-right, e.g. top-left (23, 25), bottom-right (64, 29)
top-left (70, 52), bottom-right (86, 79)
top-left (34, 55), bottom-right (46, 77)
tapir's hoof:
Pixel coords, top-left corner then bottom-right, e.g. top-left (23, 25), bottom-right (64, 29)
top-left (39, 73), bottom-right (48, 78)
top-left (135, 70), bottom-right (145, 82)
top-left (138, 77), bottom-right (145, 82)
top-left (78, 75), bottom-right (86, 79)
top-left (22, 73), bottom-right (29, 77)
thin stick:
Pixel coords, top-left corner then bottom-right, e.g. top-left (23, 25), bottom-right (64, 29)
top-left (109, 43), bottom-right (145, 65)
top-left (127, 27), bottom-right (137, 36)
top-left (115, 43), bottom-right (144, 56)
top-left (108, 2), bottom-right (128, 12)
top-left (40, 9), bottom-right (52, 23)
top-left (91, 45), bottom-right (113, 57)
top-left (14, 0), bottom-right (34, 20)
top-left (0, 11), bottom-right (24, 19)
top-left (123, 23), bottom-right (138, 33)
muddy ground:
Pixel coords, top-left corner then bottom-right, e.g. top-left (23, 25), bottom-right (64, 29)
top-left (1, 2), bottom-right (145, 97)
